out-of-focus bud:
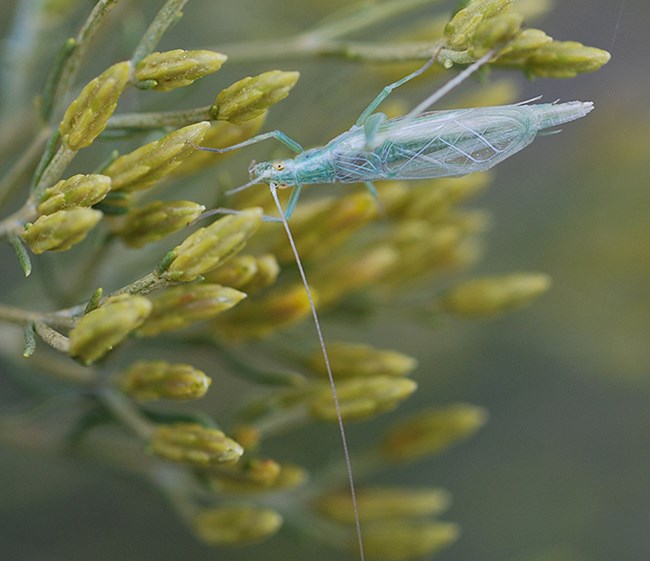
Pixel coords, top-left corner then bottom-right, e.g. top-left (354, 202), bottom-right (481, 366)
top-left (469, 13), bottom-right (523, 57)
top-left (307, 342), bottom-right (418, 379)
top-left (69, 295), bottom-right (152, 364)
top-left (309, 376), bottom-right (417, 422)
top-left (138, 284), bottom-right (246, 336)
top-left (444, 0), bottom-right (513, 49)
top-left (192, 505), bottom-right (283, 545)
top-left (150, 422), bottom-right (243, 466)
top-left (118, 200), bottom-right (205, 248)
top-left (37, 174), bottom-right (111, 215)
top-left (163, 208), bottom-right (262, 282)
top-left (440, 273), bottom-right (551, 316)
top-left (134, 49), bottom-right (227, 91)
top-left (380, 403), bottom-right (488, 462)
top-left (118, 360), bottom-right (211, 401)
top-left (213, 70), bottom-right (299, 123)
top-left (204, 253), bottom-right (280, 293)
top-left (21, 208), bottom-right (102, 254)
top-left (60, 61), bottom-right (130, 150)
top-left (523, 41), bottom-right (611, 78)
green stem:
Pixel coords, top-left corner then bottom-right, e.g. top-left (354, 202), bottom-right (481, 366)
top-left (132, 0), bottom-right (189, 65)
top-left (106, 106), bottom-right (214, 131)
top-left (98, 387), bottom-right (155, 439)
top-left (34, 321), bottom-right (71, 353)
top-left (0, 202), bottom-right (38, 241)
top-left (32, 144), bottom-right (77, 198)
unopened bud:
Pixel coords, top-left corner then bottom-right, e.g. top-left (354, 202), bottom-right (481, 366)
top-left (38, 174), bottom-right (111, 215)
top-left (60, 61), bottom-right (130, 150)
top-left (22, 208), bottom-right (102, 254)
top-left (150, 423), bottom-right (243, 466)
top-left (138, 284), bottom-right (246, 336)
top-left (524, 41), bottom-right (611, 78)
top-left (118, 360), bottom-right (211, 401)
top-left (213, 70), bottom-right (299, 124)
top-left (307, 342), bottom-right (417, 379)
top-left (380, 404), bottom-right (488, 462)
top-left (135, 49), bottom-right (227, 91)
top-left (69, 295), bottom-right (152, 364)
top-left (444, 0), bottom-right (513, 49)
top-left (470, 13), bottom-right (523, 57)
top-left (119, 200), bottom-right (205, 248)
top-left (192, 505), bottom-right (282, 545)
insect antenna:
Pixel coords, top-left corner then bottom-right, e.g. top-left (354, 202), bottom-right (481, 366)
top-left (268, 183), bottom-right (365, 561)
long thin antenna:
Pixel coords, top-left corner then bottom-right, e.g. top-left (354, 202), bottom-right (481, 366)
top-left (269, 183), bottom-right (365, 561)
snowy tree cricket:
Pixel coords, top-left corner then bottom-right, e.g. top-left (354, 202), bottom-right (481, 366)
top-left (196, 47), bottom-right (594, 561)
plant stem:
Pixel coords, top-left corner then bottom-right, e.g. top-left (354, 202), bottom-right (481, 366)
top-left (132, 0), bottom-right (189, 65)
top-left (106, 106), bottom-right (214, 131)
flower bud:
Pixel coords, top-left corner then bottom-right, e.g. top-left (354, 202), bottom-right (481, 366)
top-left (444, 0), bottom-right (513, 49)
top-left (524, 41), bottom-right (611, 78)
top-left (21, 208), bottom-right (102, 254)
top-left (118, 200), bottom-right (205, 248)
top-left (204, 253), bottom-right (280, 292)
top-left (150, 422), bottom-right (243, 466)
top-left (309, 376), bottom-right (417, 422)
top-left (138, 284), bottom-right (246, 336)
top-left (164, 208), bottom-right (262, 282)
top-left (317, 486), bottom-right (451, 524)
top-left (213, 70), bottom-right (299, 124)
top-left (362, 520), bottom-right (459, 561)
top-left (134, 49), bottom-right (227, 91)
top-left (469, 13), bottom-right (523, 57)
top-left (380, 404), bottom-right (488, 462)
top-left (60, 61), bottom-right (130, 150)
top-left (192, 505), bottom-right (282, 545)
top-left (440, 273), bottom-right (551, 316)
top-left (104, 122), bottom-right (211, 192)
top-left (118, 360), bottom-right (211, 401)
top-left (37, 174), bottom-right (111, 215)
top-left (307, 342), bottom-right (417, 379)
top-left (69, 295), bottom-right (152, 364)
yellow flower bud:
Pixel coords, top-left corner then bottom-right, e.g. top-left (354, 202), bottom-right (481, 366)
top-left (380, 404), bottom-right (488, 462)
top-left (317, 486), bottom-right (451, 524)
top-left (192, 505), bottom-right (282, 545)
top-left (204, 253), bottom-right (280, 292)
top-left (444, 0), bottom-right (513, 49)
top-left (207, 458), bottom-right (282, 493)
top-left (495, 28), bottom-right (553, 64)
top-left (134, 49), bottom-right (227, 91)
top-left (213, 70), bottom-right (299, 124)
top-left (524, 41), bottom-right (611, 78)
top-left (37, 174), bottom-right (111, 215)
top-left (69, 295), bottom-right (152, 364)
top-left (118, 360), bottom-right (211, 401)
top-left (469, 13), bottom-right (523, 57)
top-left (118, 200), bottom-right (205, 248)
top-left (309, 376), bottom-right (417, 422)
top-left (150, 423), bottom-right (243, 466)
top-left (138, 284), bottom-right (246, 336)
top-left (60, 61), bottom-right (130, 150)
top-left (362, 520), bottom-right (459, 561)
top-left (104, 122), bottom-right (211, 192)
top-left (440, 273), bottom-right (552, 317)
top-left (307, 342), bottom-right (417, 379)
top-left (21, 208), bottom-right (102, 254)
top-left (164, 208), bottom-right (262, 282)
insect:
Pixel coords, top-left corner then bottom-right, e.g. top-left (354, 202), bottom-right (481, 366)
top-left (199, 50), bottom-right (594, 561)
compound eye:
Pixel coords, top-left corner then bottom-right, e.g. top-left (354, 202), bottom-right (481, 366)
top-left (272, 161), bottom-right (285, 171)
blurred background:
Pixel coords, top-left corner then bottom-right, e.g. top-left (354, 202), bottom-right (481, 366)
top-left (0, 1), bottom-right (647, 561)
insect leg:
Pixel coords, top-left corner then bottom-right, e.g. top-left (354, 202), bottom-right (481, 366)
top-left (362, 112), bottom-right (387, 149)
top-left (355, 53), bottom-right (439, 127)
top-left (283, 183), bottom-right (303, 220)
top-left (195, 130), bottom-right (304, 155)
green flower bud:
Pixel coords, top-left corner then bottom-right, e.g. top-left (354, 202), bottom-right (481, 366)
top-left (440, 273), bottom-right (551, 316)
top-left (138, 284), bottom-right (246, 336)
top-left (118, 360), bottom-right (211, 401)
top-left (309, 376), bottom-right (417, 422)
top-left (104, 122), bottom-right (211, 192)
top-left (307, 342), bottom-right (418, 379)
top-left (213, 70), bottom-right (299, 124)
top-left (524, 41), bottom-right (612, 78)
top-left (134, 49), bottom-right (227, 91)
top-left (37, 174), bottom-right (111, 215)
top-left (21, 208), bottom-right (102, 254)
top-left (380, 404), bottom-right (488, 462)
top-left (495, 28), bottom-right (553, 64)
top-left (69, 295), bottom-right (152, 364)
top-left (362, 521), bottom-right (459, 561)
top-left (192, 505), bottom-right (282, 545)
top-left (119, 200), bottom-right (205, 248)
top-left (444, 0), bottom-right (513, 49)
top-left (204, 253), bottom-right (280, 292)
top-left (317, 486), bottom-right (451, 524)
top-left (60, 61), bottom-right (130, 150)
top-left (164, 208), bottom-right (262, 282)
top-left (469, 13), bottom-right (523, 57)
top-left (150, 422), bottom-right (243, 466)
